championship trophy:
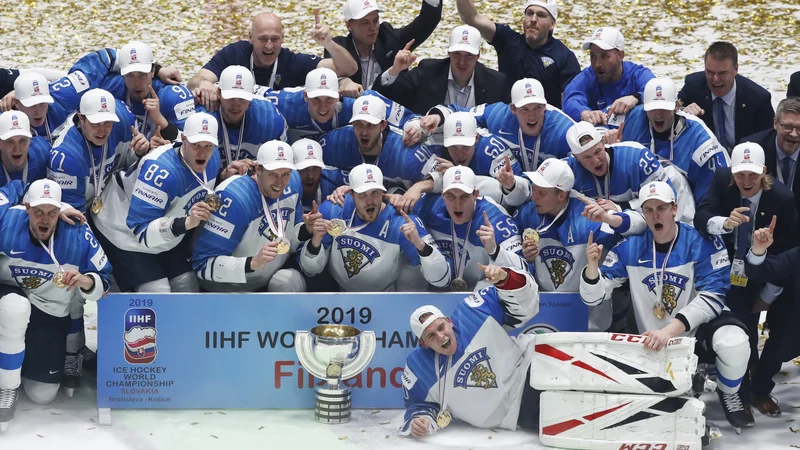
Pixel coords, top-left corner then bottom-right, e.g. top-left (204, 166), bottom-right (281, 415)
top-left (295, 325), bottom-right (376, 424)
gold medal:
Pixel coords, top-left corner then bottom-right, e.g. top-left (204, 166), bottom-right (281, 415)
top-left (450, 278), bottom-right (468, 292)
top-left (653, 303), bottom-right (666, 319)
top-left (328, 218), bottom-right (346, 237)
top-left (436, 409), bottom-right (452, 428)
top-left (276, 237), bottom-right (290, 255)
top-left (204, 192), bottom-right (222, 212)
top-left (522, 228), bottom-right (539, 245)
top-left (52, 271), bottom-right (68, 289)
top-left (90, 197), bottom-right (103, 214)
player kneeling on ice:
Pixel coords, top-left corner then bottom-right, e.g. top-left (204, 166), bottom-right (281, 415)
top-left (580, 180), bottom-right (752, 433)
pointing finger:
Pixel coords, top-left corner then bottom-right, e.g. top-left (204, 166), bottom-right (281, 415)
top-left (312, 200), bottom-right (318, 214)
top-left (477, 263), bottom-right (486, 271)
top-left (130, 125), bottom-right (140, 136)
top-left (588, 230), bottom-right (594, 246)
top-left (403, 39), bottom-right (415, 51)
top-left (733, 206), bottom-right (750, 214)
top-left (314, 8), bottom-right (320, 25)
top-left (147, 84), bottom-right (157, 98)
top-left (504, 154), bottom-right (512, 171)
top-left (399, 209), bottom-right (413, 223)
top-left (483, 210), bottom-right (491, 226)
top-left (769, 215), bottom-right (777, 233)
top-left (154, 125), bottom-right (163, 138)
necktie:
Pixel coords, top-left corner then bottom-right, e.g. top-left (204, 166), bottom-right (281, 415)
top-left (780, 157), bottom-right (793, 185)
top-left (714, 97), bottom-right (731, 151)
top-left (736, 198), bottom-right (751, 259)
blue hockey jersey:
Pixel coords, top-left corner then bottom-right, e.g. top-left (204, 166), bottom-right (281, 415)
top-left (562, 61), bottom-right (656, 121)
top-left (208, 98), bottom-right (288, 166)
top-left (431, 132), bottom-right (523, 180)
top-left (300, 168), bottom-right (347, 213)
top-left (0, 180), bottom-right (24, 220)
top-left (0, 136), bottom-right (50, 187)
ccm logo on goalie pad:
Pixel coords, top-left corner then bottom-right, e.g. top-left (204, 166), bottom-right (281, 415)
top-left (618, 445), bottom-right (668, 450)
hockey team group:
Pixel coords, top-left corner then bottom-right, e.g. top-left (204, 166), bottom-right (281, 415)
top-left (0, 0), bottom-right (799, 447)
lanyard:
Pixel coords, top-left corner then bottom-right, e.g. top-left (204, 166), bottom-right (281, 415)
top-left (126, 91), bottom-right (150, 135)
top-left (178, 146), bottom-right (212, 194)
top-left (44, 117), bottom-right (53, 145)
top-left (518, 129), bottom-right (541, 172)
top-left (450, 220), bottom-right (473, 279)
top-left (345, 204), bottom-right (374, 233)
top-left (251, 53), bottom-right (279, 89)
top-left (221, 115), bottom-right (246, 165)
top-left (536, 202), bottom-right (569, 234)
top-left (82, 136), bottom-right (109, 199)
top-left (2, 161), bottom-right (28, 185)
top-left (310, 114), bottom-right (338, 135)
top-left (446, 82), bottom-right (473, 109)
top-left (37, 233), bottom-right (63, 272)
top-left (434, 353), bottom-right (452, 416)
top-left (592, 154), bottom-right (611, 199)
top-left (354, 44), bottom-right (376, 88)
top-left (258, 173), bottom-right (285, 239)
top-left (651, 227), bottom-right (678, 309)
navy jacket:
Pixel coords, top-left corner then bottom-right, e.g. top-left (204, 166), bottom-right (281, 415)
top-left (741, 128), bottom-right (800, 215)
top-left (788, 70), bottom-right (800, 98)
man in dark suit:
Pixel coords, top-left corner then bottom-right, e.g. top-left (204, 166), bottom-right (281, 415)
top-left (373, 25), bottom-right (511, 114)
top-left (741, 97), bottom-right (800, 215)
top-left (678, 41), bottom-right (774, 152)
top-left (696, 142), bottom-right (798, 422)
top-left (330, 0), bottom-right (442, 94)
top-left (788, 71), bottom-right (800, 98)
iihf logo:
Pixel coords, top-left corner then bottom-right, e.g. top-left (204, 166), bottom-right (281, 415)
top-left (538, 160), bottom-right (550, 173)
top-left (366, 168), bottom-right (375, 181)
top-left (124, 308), bottom-right (158, 364)
top-left (319, 74), bottom-right (327, 88)
top-left (363, 0), bottom-right (371, 7)
top-left (32, 80), bottom-right (41, 95)
top-left (461, 29), bottom-right (470, 43)
top-left (743, 148), bottom-right (751, 161)
top-left (361, 100), bottom-right (369, 113)
top-left (42, 183), bottom-right (52, 198)
top-left (454, 169), bottom-right (462, 182)
top-left (11, 115), bottom-right (19, 129)
top-left (100, 96), bottom-right (108, 112)
top-left (455, 120), bottom-right (463, 135)
top-left (649, 183), bottom-right (657, 194)
top-left (201, 118), bottom-right (209, 133)
top-left (130, 48), bottom-right (138, 62)
top-left (525, 83), bottom-right (533, 96)
top-left (307, 144), bottom-right (315, 158)
top-left (594, 28), bottom-right (603, 39)
top-left (277, 148), bottom-right (286, 160)
top-left (655, 85), bottom-right (663, 99)
top-left (235, 73), bottom-right (243, 88)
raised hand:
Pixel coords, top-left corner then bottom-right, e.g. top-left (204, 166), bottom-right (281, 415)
top-left (143, 85), bottom-right (162, 116)
top-left (389, 40), bottom-right (416, 76)
top-left (477, 263), bottom-right (508, 285)
top-left (497, 154), bottom-right (516, 189)
top-left (585, 230), bottom-right (604, 280)
top-left (303, 200), bottom-right (323, 234)
top-left (62, 269), bottom-right (95, 292)
top-left (0, 91), bottom-right (16, 112)
top-left (192, 81), bottom-right (220, 112)
top-left (338, 77), bottom-right (363, 98)
top-left (521, 238), bottom-right (539, 262)
top-left (434, 156), bottom-right (453, 174)
top-left (608, 95), bottom-right (638, 116)
top-left (682, 103), bottom-right (705, 117)
top-left (723, 206), bottom-right (750, 231)
top-left (399, 210), bottom-right (425, 250)
top-left (311, 8), bottom-right (333, 47)
top-left (476, 211), bottom-right (497, 254)
top-left (751, 215), bottom-right (776, 255)
top-left (580, 110), bottom-right (607, 126)
top-left (129, 125), bottom-right (150, 156)
top-left (157, 66), bottom-right (182, 85)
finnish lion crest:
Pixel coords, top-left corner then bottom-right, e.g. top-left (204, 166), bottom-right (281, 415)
top-left (454, 348), bottom-right (498, 389)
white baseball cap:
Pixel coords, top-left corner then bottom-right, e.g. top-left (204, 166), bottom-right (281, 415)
top-left (292, 138), bottom-right (326, 170)
top-left (219, 66), bottom-right (254, 101)
top-left (582, 27), bottom-right (625, 52)
top-left (119, 41), bottom-right (154, 76)
top-left (643, 78), bottom-right (678, 112)
top-left (25, 179), bottom-right (62, 208)
top-left (638, 181), bottom-right (675, 205)
top-left (14, 72), bottom-right (54, 107)
top-left (349, 95), bottom-right (386, 125)
top-left (443, 165), bottom-right (476, 194)
top-left (448, 25), bottom-right (482, 55)
top-left (443, 112), bottom-right (478, 147)
top-left (731, 142), bottom-right (766, 174)
top-left (0, 111), bottom-right (32, 141)
top-left (305, 68), bottom-right (340, 99)
top-left (410, 305), bottom-right (446, 339)
top-left (566, 121), bottom-right (602, 155)
top-left (80, 89), bottom-right (119, 124)
top-left (349, 163), bottom-right (386, 193)
top-left (511, 78), bottom-right (547, 108)
top-left (257, 140), bottom-right (295, 171)
top-left (183, 112), bottom-right (219, 146)
top-left (526, 158), bottom-right (574, 191)
top-left (344, 0), bottom-right (380, 21)
top-left (523, 0), bottom-right (558, 20)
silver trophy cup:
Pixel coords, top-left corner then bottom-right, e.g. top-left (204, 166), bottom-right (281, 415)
top-left (295, 325), bottom-right (376, 424)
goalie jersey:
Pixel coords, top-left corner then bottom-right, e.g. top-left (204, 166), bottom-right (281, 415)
top-left (401, 269), bottom-right (540, 434)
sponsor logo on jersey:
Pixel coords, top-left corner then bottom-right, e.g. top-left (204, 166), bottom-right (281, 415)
top-left (130, 48), bottom-right (138, 62)
top-left (173, 100), bottom-right (195, 120)
top-left (46, 170), bottom-right (77, 189)
top-left (134, 182), bottom-right (169, 209)
top-left (32, 80), bottom-right (41, 95)
top-left (453, 348), bottom-right (497, 389)
top-left (124, 308), bottom-right (158, 364)
top-left (336, 236), bottom-right (380, 278)
top-left (711, 249), bottom-right (730, 270)
top-left (642, 271), bottom-right (688, 315)
top-left (401, 366), bottom-right (417, 390)
top-left (10, 265), bottom-right (54, 290)
top-left (521, 323), bottom-right (559, 335)
top-left (540, 245), bottom-right (575, 289)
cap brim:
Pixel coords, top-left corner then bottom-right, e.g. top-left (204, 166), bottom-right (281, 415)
top-left (120, 63), bottom-right (153, 76)
top-left (347, 6), bottom-right (380, 20)
top-left (447, 44), bottom-right (479, 55)
top-left (443, 136), bottom-right (477, 147)
top-left (18, 95), bottom-right (54, 107)
top-left (260, 161), bottom-right (295, 171)
top-left (732, 163), bottom-right (764, 174)
top-left (442, 183), bottom-right (474, 194)
top-left (644, 101), bottom-right (675, 112)
top-left (641, 196), bottom-right (674, 206)
top-left (84, 113), bottom-right (119, 124)
top-left (351, 183), bottom-right (386, 194)
top-left (306, 89), bottom-right (339, 99)
top-left (0, 129), bottom-right (32, 140)
top-left (514, 97), bottom-right (547, 108)
top-left (220, 89), bottom-right (253, 101)
top-left (349, 114), bottom-right (382, 125)
top-left (185, 134), bottom-right (219, 146)
top-left (582, 40), bottom-right (615, 51)
top-left (28, 198), bottom-right (62, 208)
top-left (527, 171), bottom-right (555, 189)
top-left (294, 159), bottom-right (326, 170)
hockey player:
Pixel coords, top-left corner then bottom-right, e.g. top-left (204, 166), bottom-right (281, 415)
top-left (210, 66), bottom-right (287, 167)
top-left (0, 111), bottom-right (50, 187)
top-left (401, 263), bottom-right (540, 437)
top-left (0, 179), bottom-right (111, 431)
top-left (291, 138), bottom-right (346, 213)
top-left (90, 112), bottom-right (221, 293)
top-left (579, 180), bottom-right (752, 431)
top-left (192, 140), bottom-right (306, 292)
top-left (48, 88), bottom-right (146, 212)
top-left (621, 77), bottom-right (731, 205)
top-left (299, 164), bottom-right (450, 291)
top-left (319, 95), bottom-right (439, 189)
top-left (7, 72), bottom-right (72, 145)
top-left (411, 166), bottom-right (522, 291)
top-left (256, 67), bottom-right (414, 143)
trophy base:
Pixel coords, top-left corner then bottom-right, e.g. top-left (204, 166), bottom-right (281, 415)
top-left (314, 387), bottom-right (352, 424)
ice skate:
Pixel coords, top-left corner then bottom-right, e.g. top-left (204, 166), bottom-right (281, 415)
top-left (62, 352), bottom-right (84, 397)
top-left (717, 388), bottom-right (749, 434)
top-left (0, 388), bottom-right (19, 433)
top-left (79, 345), bottom-right (97, 372)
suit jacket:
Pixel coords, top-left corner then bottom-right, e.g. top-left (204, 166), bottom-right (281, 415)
top-left (741, 128), bottom-right (800, 215)
top-left (695, 167), bottom-right (798, 311)
top-left (329, 0), bottom-right (442, 89)
top-left (788, 70), bottom-right (800, 98)
top-left (678, 72), bottom-right (774, 145)
top-left (373, 58), bottom-right (511, 115)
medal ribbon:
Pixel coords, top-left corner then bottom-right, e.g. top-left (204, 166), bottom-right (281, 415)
top-left (517, 129), bottom-right (541, 173)
top-left (37, 233), bottom-right (64, 273)
top-left (535, 202), bottom-right (569, 234)
top-left (82, 136), bottom-right (109, 201)
top-left (258, 174), bottom-right (285, 239)
top-left (434, 353), bottom-right (453, 421)
top-left (126, 91), bottom-right (150, 136)
top-left (221, 115), bottom-right (247, 166)
top-left (345, 203), bottom-right (374, 233)
top-left (450, 220), bottom-right (472, 280)
top-left (651, 226), bottom-right (679, 314)
top-left (178, 146), bottom-right (213, 195)
top-left (2, 161), bottom-right (28, 185)
top-left (250, 53), bottom-right (279, 89)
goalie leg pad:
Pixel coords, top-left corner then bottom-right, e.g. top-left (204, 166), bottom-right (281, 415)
top-left (539, 391), bottom-right (705, 450)
top-left (531, 333), bottom-right (697, 396)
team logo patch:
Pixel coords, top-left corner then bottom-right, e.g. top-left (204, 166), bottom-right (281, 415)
top-left (306, 144), bottom-right (315, 158)
top-left (235, 73), bottom-right (243, 88)
top-left (277, 147), bottom-right (286, 160)
top-left (10, 265), bottom-right (54, 290)
top-left (258, 207), bottom-right (293, 237)
top-left (594, 28), bottom-right (603, 39)
top-left (130, 48), bottom-right (138, 62)
top-left (642, 271), bottom-right (689, 315)
top-left (366, 168), bottom-right (375, 182)
top-left (336, 236), bottom-right (380, 278)
top-left (454, 169), bottom-right (462, 182)
top-left (42, 182), bottom-right (53, 198)
top-left (363, 0), bottom-right (371, 7)
top-left (32, 80), bottom-right (41, 95)
top-left (538, 160), bottom-right (550, 173)
top-left (649, 183), bottom-right (657, 194)
top-left (453, 348), bottom-right (497, 389)
top-left (124, 308), bottom-right (158, 364)
top-left (540, 56), bottom-right (554, 68)
top-left (540, 246), bottom-right (575, 289)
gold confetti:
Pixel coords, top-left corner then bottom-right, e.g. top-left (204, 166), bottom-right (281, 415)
top-left (385, 435), bottom-right (390, 439)
top-left (190, 422), bottom-right (199, 426)
top-left (379, 421), bottom-right (390, 425)
top-left (790, 426), bottom-right (799, 433)
top-left (36, 434), bottom-right (44, 438)
top-left (370, 410), bottom-right (381, 415)
top-left (258, 426), bottom-right (264, 430)
top-left (86, 427), bottom-right (96, 430)
top-left (488, 435), bottom-right (493, 440)
top-left (338, 436), bottom-right (348, 440)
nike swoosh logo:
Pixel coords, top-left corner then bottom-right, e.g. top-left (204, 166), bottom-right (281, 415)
top-left (497, 130), bottom-right (514, 136)
top-left (638, 258), bottom-right (652, 263)
top-left (9, 250), bottom-right (24, 255)
top-left (49, 370), bottom-right (59, 375)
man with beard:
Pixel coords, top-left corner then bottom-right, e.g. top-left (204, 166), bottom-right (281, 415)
top-left (90, 112), bottom-right (221, 293)
top-left (455, 0), bottom-right (579, 108)
top-left (192, 140), bottom-right (307, 292)
top-left (299, 163), bottom-right (450, 291)
top-left (291, 138), bottom-right (346, 213)
top-left (0, 111), bottom-right (50, 187)
top-left (563, 27), bottom-right (655, 126)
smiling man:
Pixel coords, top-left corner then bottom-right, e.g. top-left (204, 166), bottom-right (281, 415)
top-left (0, 111), bottom-right (50, 187)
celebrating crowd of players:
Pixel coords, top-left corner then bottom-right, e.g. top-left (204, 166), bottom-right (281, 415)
top-left (0, 0), bottom-right (799, 440)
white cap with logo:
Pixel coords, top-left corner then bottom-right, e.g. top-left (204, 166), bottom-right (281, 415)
top-left (25, 179), bottom-right (62, 208)
top-left (80, 88), bottom-right (119, 124)
top-left (219, 66), bottom-right (254, 101)
top-left (349, 95), bottom-right (386, 125)
top-left (305, 68), bottom-right (340, 99)
top-left (582, 27), bottom-right (625, 52)
top-left (643, 78), bottom-right (678, 112)
top-left (343, 0), bottom-right (380, 21)
top-left (410, 305), bottom-right (446, 339)
top-left (257, 140), bottom-right (295, 171)
top-left (448, 25), bottom-right (482, 55)
top-left (443, 112), bottom-right (478, 147)
top-left (119, 41), bottom-right (154, 76)
top-left (443, 165), bottom-right (476, 194)
top-left (525, 158), bottom-right (574, 191)
top-left (14, 72), bottom-right (54, 107)
top-left (349, 163), bottom-right (386, 193)
top-left (511, 78), bottom-right (547, 108)
top-left (731, 142), bottom-right (766, 174)
top-left (0, 111), bottom-right (32, 141)
top-left (183, 112), bottom-right (219, 146)
top-left (638, 181), bottom-right (675, 205)
top-left (292, 138), bottom-right (326, 170)
top-left (523, 0), bottom-right (558, 20)
top-left (566, 121), bottom-right (602, 154)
